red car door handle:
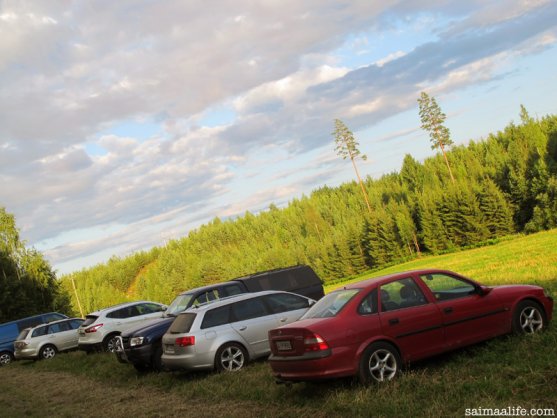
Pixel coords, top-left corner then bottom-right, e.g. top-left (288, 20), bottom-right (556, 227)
top-left (444, 307), bottom-right (453, 314)
top-left (389, 318), bottom-right (399, 325)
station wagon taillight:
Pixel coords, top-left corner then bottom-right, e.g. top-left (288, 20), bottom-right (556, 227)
top-left (85, 323), bottom-right (103, 333)
top-left (175, 336), bottom-right (195, 347)
top-left (303, 332), bottom-right (329, 352)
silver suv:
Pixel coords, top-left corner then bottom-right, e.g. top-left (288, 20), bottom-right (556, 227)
top-left (78, 301), bottom-right (165, 352)
top-left (14, 318), bottom-right (84, 360)
top-left (161, 291), bottom-right (314, 372)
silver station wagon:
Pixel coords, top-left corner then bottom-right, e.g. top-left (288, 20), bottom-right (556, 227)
top-left (14, 318), bottom-right (84, 360)
top-left (161, 291), bottom-right (314, 372)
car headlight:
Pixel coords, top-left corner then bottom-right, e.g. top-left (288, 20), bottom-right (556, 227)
top-left (130, 337), bottom-right (145, 347)
top-left (543, 288), bottom-right (552, 298)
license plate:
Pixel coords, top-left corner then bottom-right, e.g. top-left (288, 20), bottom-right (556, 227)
top-left (165, 345), bottom-right (175, 354)
top-left (276, 340), bottom-right (292, 351)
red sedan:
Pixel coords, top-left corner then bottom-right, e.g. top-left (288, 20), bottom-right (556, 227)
top-left (268, 269), bottom-right (553, 383)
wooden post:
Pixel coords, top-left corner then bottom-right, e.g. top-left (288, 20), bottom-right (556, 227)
top-left (71, 277), bottom-right (85, 318)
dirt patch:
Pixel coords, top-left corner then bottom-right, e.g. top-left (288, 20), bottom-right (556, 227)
top-left (0, 367), bottom-right (271, 418)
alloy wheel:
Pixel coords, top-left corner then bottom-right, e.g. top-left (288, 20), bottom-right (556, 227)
top-left (367, 349), bottom-right (397, 382)
top-left (220, 346), bottom-right (245, 371)
top-left (520, 307), bottom-right (543, 333)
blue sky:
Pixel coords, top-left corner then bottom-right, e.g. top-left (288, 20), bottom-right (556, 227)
top-left (1, 0), bottom-right (556, 274)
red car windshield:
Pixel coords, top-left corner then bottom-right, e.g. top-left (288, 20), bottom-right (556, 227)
top-left (301, 289), bottom-right (360, 319)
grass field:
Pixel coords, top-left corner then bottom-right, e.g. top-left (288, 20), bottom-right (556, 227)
top-left (1, 230), bottom-right (556, 417)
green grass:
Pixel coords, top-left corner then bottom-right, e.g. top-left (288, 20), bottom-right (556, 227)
top-left (1, 230), bottom-right (557, 417)
top-left (325, 229), bottom-right (557, 294)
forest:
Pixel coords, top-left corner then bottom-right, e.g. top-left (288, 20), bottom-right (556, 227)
top-left (47, 107), bottom-right (557, 315)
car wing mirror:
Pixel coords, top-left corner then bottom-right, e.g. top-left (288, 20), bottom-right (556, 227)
top-left (478, 286), bottom-right (492, 296)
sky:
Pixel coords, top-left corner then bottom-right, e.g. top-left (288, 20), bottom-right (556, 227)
top-left (1, 0), bottom-right (556, 275)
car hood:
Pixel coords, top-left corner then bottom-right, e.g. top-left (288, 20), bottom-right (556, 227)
top-left (121, 317), bottom-right (175, 338)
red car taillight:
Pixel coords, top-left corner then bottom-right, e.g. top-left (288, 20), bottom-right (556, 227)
top-left (175, 336), bottom-right (195, 347)
top-left (85, 323), bottom-right (103, 333)
top-left (303, 332), bottom-right (329, 352)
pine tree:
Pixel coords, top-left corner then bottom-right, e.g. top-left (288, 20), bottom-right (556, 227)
top-left (418, 92), bottom-right (455, 184)
top-left (333, 119), bottom-right (372, 214)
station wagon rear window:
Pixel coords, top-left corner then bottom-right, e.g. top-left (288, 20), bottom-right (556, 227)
top-left (168, 313), bottom-right (197, 334)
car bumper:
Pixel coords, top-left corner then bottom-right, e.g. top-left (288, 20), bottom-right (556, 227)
top-left (161, 351), bottom-right (214, 371)
top-left (14, 348), bottom-right (39, 359)
top-left (120, 344), bottom-right (153, 365)
top-left (269, 349), bottom-right (354, 381)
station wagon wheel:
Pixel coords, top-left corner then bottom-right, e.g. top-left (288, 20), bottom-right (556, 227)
top-left (215, 343), bottom-right (248, 372)
top-left (512, 300), bottom-right (545, 334)
top-left (359, 342), bottom-right (401, 384)
top-left (39, 345), bottom-right (57, 360)
top-left (0, 351), bottom-right (14, 366)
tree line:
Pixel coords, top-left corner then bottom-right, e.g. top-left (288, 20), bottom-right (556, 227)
top-left (0, 208), bottom-right (70, 322)
top-left (56, 107), bottom-right (557, 314)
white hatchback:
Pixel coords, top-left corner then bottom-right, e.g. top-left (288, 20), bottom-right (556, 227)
top-left (78, 301), bottom-right (166, 353)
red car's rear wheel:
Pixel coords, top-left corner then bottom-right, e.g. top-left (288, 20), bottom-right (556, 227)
top-left (359, 342), bottom-right (401, 384)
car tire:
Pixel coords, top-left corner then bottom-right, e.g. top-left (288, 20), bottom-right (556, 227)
top-left (512, 300), bottom-right (546, 334)
top-left (0, 351), bottom-right (14, 366)
top-left (39, 345), bottom-right (57, 360)
top-left (215, 342), bottom-right (248, 372)
top-left (359, 342), bottom-right (401, 384)
top-left (103, 334), bottom-right (120, 353)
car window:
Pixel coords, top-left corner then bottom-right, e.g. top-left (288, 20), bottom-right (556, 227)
top-left (231, 297), bottom-right (269, 321)
top-left (420, 273), bottom-right (476, 301)
top-left (193, 290), bottom-right (220, 306)
top-left (264, 293), bottom-right (310, 314)
top-left (82, 315), bottom-right (99, 326)
top-left (219, 284), bottom-right (244, 298)
top-left (358, 289), bottom-right (378, 315)
top-left (166, 294), bottom-right (195, 315)
top-left (69, 319), bottom-right (83, 329)
top-left (44, 313), bottom-right (66, 323)
top-left (301, 289), bottom-right (360, 319)
top-left (106, 309), bottom-right (124, 319)
top-left (201, 305), bottom-right (231, 329)
top-left (16, 328), bottom-right (31, 340)
top-left (48, 323), bottom-right (62, 334)
top-left (380, 278), bottom-right (427, 312)
top-left (168, 313), bottom-right (197, 334)
top-left (32, 326), bottom-right (48, 338)
top-left (136, 303), bottom-right (162, 315)
top-left (126, 305), bottom-right (141, 317)
top-left (55, 321), bottom-right (71, 332)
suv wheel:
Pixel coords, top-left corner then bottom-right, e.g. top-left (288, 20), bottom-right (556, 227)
top-left (103, 334), bottom-right (120, 352)
top-left (215, 343), bottom-right (248, 372)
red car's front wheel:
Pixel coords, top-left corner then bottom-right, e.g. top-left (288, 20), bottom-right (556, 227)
top-left (512, 300), bottom-right (546, 334)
